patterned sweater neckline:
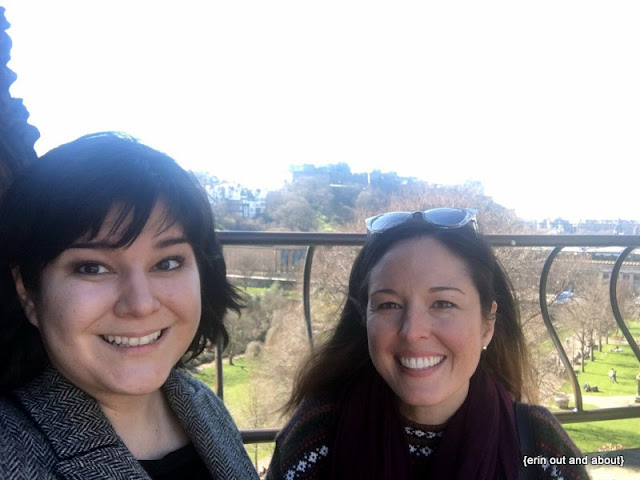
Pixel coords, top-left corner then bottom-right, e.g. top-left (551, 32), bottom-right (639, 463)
top-left (402, 417), bottom-right (446, 462)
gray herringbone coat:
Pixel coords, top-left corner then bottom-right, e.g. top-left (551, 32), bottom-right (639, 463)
top-left (0, 367), bottom-right (258, 480)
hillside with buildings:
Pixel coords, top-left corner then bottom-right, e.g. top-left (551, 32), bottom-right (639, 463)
top-left (194, 164), bottom-right (640, 235)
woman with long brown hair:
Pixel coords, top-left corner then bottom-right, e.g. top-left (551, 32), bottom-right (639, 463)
top-left (267, 208), bottom-right (588, 479)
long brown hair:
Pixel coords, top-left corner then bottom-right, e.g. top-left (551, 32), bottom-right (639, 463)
top-left (286, 220), bottom-right (535, 413)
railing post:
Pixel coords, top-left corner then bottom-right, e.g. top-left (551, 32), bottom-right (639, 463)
top-left (216, 336), bottom-right (224, 400)
top-left (302, 245), bottom-right (316, 348)
top-left (217, 242), bottom-right (226, 401)
top-left (539, 246), bottom-right (583, 411)
top-left (609, 247), bottom-right (640, 362)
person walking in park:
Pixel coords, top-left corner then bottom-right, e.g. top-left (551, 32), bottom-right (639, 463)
top-left (609, 368), bottom-right (617, 384)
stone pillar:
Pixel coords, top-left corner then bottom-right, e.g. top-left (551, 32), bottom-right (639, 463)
top-left (0, 6), bottom-right (40, 195)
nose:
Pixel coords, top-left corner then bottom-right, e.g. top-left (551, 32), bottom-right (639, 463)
top-left (114, 270), bottom-right (160, 318)
top-left (399, 306), bottom-right (432, 341)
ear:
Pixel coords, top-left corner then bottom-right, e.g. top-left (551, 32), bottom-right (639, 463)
top-left (481, 301), bottom-right (498, 346)
top-left (11, 267), bottom-right (40, 328)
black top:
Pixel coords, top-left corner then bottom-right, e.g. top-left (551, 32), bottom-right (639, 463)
top-left (139, 443), bottom-right (213, 480)
top-left (403, 418), bottom-right (446, 478)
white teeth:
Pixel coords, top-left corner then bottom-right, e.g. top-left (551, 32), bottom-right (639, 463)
top-left (103, 330), bottom-right (162, 348)
top-left (400, 356), bottom-right (444, 370)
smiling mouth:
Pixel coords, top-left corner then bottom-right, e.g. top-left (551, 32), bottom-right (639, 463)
top-left (399, 356), bottom-right (444, 370)
top-left (102, 330), bottom-right (163, 347)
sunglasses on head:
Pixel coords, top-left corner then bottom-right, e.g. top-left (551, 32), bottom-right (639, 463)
top-left (365, 207), bottom-right (478, 235)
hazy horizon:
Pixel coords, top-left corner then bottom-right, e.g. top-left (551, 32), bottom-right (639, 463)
top-left (4, 1), bottom-right (639, 223)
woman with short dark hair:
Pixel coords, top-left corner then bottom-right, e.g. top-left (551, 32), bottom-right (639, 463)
top-left (267, 208), bottom-right (588, 479)
top-left (0, 132), bottom-right (257, 479)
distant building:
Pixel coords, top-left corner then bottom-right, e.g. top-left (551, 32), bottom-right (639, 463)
top-left (576, 220), bottom-right (640, 235)
top-left (534, 218), bottom-right (577, 234)
top-left (290, 163), bottom-right (416, 191)
top-left (210, 182), bottom-right (267, 218)
top-left (534, 218), bottom-right (640, 235)
top-left (560, 246), bottom-right (640, 294)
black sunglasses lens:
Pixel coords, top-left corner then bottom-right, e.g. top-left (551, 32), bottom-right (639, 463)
top-left (367, 208), bottom-right (476, 234)
top-left (423, 208), bottom-right (470, 227)
top-left (368, 212), bottom-right (412, 232)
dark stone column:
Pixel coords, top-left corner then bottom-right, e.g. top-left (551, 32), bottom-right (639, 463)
top-left (0, 6), bottom-right (40, 196)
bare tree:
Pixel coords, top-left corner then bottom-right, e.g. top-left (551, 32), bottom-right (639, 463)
top-left (308, 246), bottom-right (359, 334)
top-left (225, 283), bottom-right (292, 365)
top-left (234, 248), bottom-right (268, 291)
top-left (554, 271), bottom-right (615, 372)
top-left (253, 303), bottom-right (312, 422)
top-left (241, 377), bottom-right (269, 470)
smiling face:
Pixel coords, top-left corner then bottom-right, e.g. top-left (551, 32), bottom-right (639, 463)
top-left (16, 203), bottom-right (201, 400)
top-left (366, 236), bottom-right (495, 425)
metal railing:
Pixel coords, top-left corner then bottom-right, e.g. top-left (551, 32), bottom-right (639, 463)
top-left (215, 232), bottom-right (640, 443)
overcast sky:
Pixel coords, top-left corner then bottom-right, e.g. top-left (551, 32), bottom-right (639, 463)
top-left (4, 1), bottom-right (640, 222)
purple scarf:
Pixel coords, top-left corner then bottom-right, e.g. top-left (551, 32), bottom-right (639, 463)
top-left (330, 366), bottom-right (519, 479)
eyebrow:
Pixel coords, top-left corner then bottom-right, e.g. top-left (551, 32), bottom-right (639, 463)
top-left (429, 286), bottom-right (465, 294)
top-left (369, 286), bottom-right (465, 295)
top-left (155, 236), bottom-right (189, 248)
top-left (69, 236), bottom-right (189, 250)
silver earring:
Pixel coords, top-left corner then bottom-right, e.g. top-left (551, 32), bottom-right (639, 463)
top-left (482, 345), bottom-right (487, 351)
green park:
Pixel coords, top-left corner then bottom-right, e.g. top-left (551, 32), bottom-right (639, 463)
top-left (190, 308), bottom-right (640, 469)
top-left (558, 321), bottom-right (640, 453)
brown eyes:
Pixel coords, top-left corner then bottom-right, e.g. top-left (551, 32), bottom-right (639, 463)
top-left (74, 257), bottom-right (184, 275)
top-left (432, 300), bottom-right (455, 309)
top-left (377, 302), bottom-right (402, 310)
top-left (76, 263), bottom-right (109, 275)
top-left (154, 257), bottom-right (183, 271)
top-left (372, 300), bottom-right (457, 311)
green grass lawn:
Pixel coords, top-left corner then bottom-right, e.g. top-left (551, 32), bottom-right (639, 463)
top-left (555, 321), bottom-right (640, 453)
top-left (191, 358), bottom-right (275, 471)
top-left (560, 321), bottom-right (640, 397)
top-left (563, 418), bottom-right (640, 453)
top-left (567, 347), bottom-right (640, 396)
top-left (548, 403), bottom-right (640, 452)
top-left (191, 357), bottom-right (252, 416)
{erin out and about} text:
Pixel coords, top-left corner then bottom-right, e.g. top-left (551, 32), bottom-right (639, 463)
top-left (522, 455), bottom-right (626, 468)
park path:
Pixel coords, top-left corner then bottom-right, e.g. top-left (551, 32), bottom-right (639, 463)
top-left (582, 394), bottom-right (639, 408)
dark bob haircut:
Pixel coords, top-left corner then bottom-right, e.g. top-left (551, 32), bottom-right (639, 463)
top-left (0, 132), bottom-right (241, 393)
top-left (287, 218), bottom-right (533, 412)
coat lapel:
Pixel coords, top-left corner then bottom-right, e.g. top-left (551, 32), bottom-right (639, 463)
top-left (164, 369), bottom-right (258, 479)
top-left (16, 367), bottom-right (257, 479)
top-left (16, 367), bottom-right (150, 479)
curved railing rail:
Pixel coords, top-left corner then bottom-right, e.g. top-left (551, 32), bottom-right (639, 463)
top-left (215, 232), bottom-right (640, 443)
